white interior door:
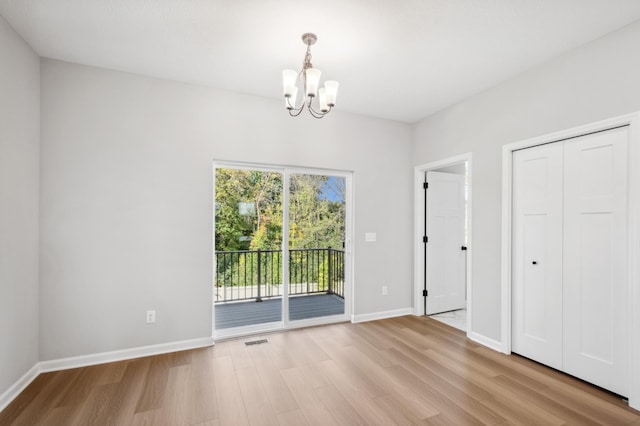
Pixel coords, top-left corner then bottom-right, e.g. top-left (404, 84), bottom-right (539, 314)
top-left (512, 143), bottom-right (564, 370)
top-left (426, 171), bottom-right (466, 315)
top-left (562, 127), bottom-right (629, 396)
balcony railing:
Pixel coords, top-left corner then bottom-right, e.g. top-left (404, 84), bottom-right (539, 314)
top-left (215, 248), bottom-right (344, 303)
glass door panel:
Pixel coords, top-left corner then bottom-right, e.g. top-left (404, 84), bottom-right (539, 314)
top-left (288, 173), bottom-right (346, 321)
top-left (214, 168), bottom-right (283, 331)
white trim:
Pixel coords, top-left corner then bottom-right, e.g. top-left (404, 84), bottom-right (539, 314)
top-left (627, 114), bottom-right (640, 411)
top-left (39, 337), bottom-right (214, 373)
top-left (289, 314), bottom-right (350, 329)
top-left (214, 321), bottom-right (285, 341)
top-left (351, 308), bottom-right (413, 323)
top-left (0, 363), bottom-right (40, 412)
top-left (283, 171), bottom-right (291, 324)
top-left (413, 153), bottom-right (473, 337)
top-left (501, 112), bottom-right (640, 408)
top-left (500, 143), bottom-right (514, 354)
top-left (468, 332), bottom-right (503, 353)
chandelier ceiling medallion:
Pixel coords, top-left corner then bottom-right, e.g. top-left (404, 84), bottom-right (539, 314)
top-left (282, 33), bottom-right (339, 119)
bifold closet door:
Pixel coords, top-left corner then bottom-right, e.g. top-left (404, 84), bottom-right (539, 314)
top-left (513, 126), bottom-right (630, 397)
top-left (512, 142), bottom-right (564, 370)
top-left (562, 127), bottom-right (629, 397)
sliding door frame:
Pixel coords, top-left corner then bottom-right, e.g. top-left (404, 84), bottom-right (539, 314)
top-left (212, 160), bottom-right (353, 339)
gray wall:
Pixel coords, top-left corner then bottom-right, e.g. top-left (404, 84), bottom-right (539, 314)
top-left (413, 20), bottom-right (640, 342)
top-left (40, 59), bottom-right (413, 360)
top-left (0, 17), bottom-right (40, 394)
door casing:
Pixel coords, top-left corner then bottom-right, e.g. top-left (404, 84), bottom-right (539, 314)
top-left (413, 152), bottom-right (473, 336)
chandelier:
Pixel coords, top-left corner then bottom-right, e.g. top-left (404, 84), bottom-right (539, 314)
top-left (282, 33), bottom-right (339, 119)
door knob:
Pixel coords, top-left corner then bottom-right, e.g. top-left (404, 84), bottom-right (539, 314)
top-left (532, 261), bottom-right (537, 265)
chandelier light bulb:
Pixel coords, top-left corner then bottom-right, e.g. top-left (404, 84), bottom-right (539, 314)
top-left (324, 81), bottom-right (339, 106)
top-left (287, 86), bottom-right (298, 109)
top-left (282, 69), bottom-right (298, 97)
top-left (319, 88), bottom-right (329, 112)
top-left (305, 68), bottom-right (322, 97)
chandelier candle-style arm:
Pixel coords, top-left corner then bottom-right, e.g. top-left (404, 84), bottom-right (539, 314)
top-left (282, 33), bottom-right (339, 119)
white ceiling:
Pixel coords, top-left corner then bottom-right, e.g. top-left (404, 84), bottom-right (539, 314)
top-left (2, 1), bottom-right (640, 123)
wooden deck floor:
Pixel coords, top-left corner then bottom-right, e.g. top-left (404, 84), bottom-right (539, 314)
top-left (214, 294), bottom-right (345, 329)
top-left (2, 316), bottom-right (639, 425)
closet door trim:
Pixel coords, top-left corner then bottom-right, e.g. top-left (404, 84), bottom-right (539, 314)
top-left (500, 112), bottom-right (640, 411)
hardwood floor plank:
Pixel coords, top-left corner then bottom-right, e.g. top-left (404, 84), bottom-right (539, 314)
top-left (157, 364), bottom-right (191, 426)
top-left (487, 375), bottom-right (601, 426)
top-left (372, 394), bottom-right (434, 425)
top-left (318, 359), bottom-right (401, 426)
top-left (213, 356), bottom-right (250, 426)
top-left (186, 347), bottom-right (219, 425)
top-left (384, 363), bottom-right (503, 425)
top-left (276, 409), bottom-right (309, 426)
top-left (247, 349), bottom-right (298, 414)
top-left (2, 316), bottom-right (640, 425)
top-left (474, 345), bottom-right (638, 422)
top-left (0, 373), bottom-right (57, 425)
top-left (309, 338), bottom-right (387, 399)
top-left (336, 345), bottom-right (440, 419)
top-left (38, 406), bottom-right (74, 426)
top-left (128, 408), bottom-right (162, 426)
top-left (69, 382), bottom-right (119, 426)
top-left (280, 366), bottom-right (338, 426)
top-left (10, 368), bottom-right (81, 426)
top-left (315, 384), bottom-right (367, 425)
top-left (192, 420), bottom-right (220, 426)
top-left (93, 358), bottom-right (150, 425)
top-left (134, 354), bottom-right (173, 413)
top-left (235, 365), bottom-right (279, 426)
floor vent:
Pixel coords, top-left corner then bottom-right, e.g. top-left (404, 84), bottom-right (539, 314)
top-left (244, 338), bottom-right (269, 346)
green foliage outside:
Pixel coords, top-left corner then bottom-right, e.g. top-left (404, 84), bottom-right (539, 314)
top-left (214, 169), bottom-right (345, 297)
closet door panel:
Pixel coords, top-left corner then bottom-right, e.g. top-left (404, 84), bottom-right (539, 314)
top-left (563, 127), bottom-right (629, 397)
top-left (512, 143), bottom-right (564, 369)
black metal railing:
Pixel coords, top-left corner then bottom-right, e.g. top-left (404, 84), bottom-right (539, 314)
top-left (214, 248), bottom-right (344, 303)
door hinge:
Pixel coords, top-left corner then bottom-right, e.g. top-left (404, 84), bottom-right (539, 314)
top-left (423, 182), bottom-right (428, 189)
top-left (423, 289), bottom-right (428, 297)
top-left (461, 246), bottom-right (467, 251)
top-left (423, 236), bottom-right (428, 243)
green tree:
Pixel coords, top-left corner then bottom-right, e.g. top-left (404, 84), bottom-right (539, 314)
top-left (215, 169), bottom-right (283, 251)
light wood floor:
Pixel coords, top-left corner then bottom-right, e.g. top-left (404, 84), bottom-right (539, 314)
top-left (1, 316), bottom-right (639, 425)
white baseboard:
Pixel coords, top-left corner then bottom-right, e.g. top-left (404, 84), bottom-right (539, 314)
top-left (39, 336), bottom-right (215, 373)
top-left (468, 331), bottom-right (504, 353)
top-left (351, 308), bottom-right (413, 323)
top-left (0, 336), bottom-right (214, 413)
top-left (0, 363), bottom-right (40, 413)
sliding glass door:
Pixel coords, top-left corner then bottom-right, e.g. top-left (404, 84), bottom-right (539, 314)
top-left (213, 164), bottom-right (350, 338)
top-left (288, 173), bottom-right (345, 322)
top-left (214, 168), bottom-right (284, 331)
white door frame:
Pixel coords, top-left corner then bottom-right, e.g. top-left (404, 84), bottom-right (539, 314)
top-left (500, 112), bottom-right (640, 410)
top-left (212, 160), bottom-right (354, 340)
top-left (413, 152), bottom-right (473, 335)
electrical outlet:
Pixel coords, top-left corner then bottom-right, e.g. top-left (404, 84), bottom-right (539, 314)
top-left (146, 310), bottom-right (156, 324)
top-left (382, 286), bottom-right (388, 296)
